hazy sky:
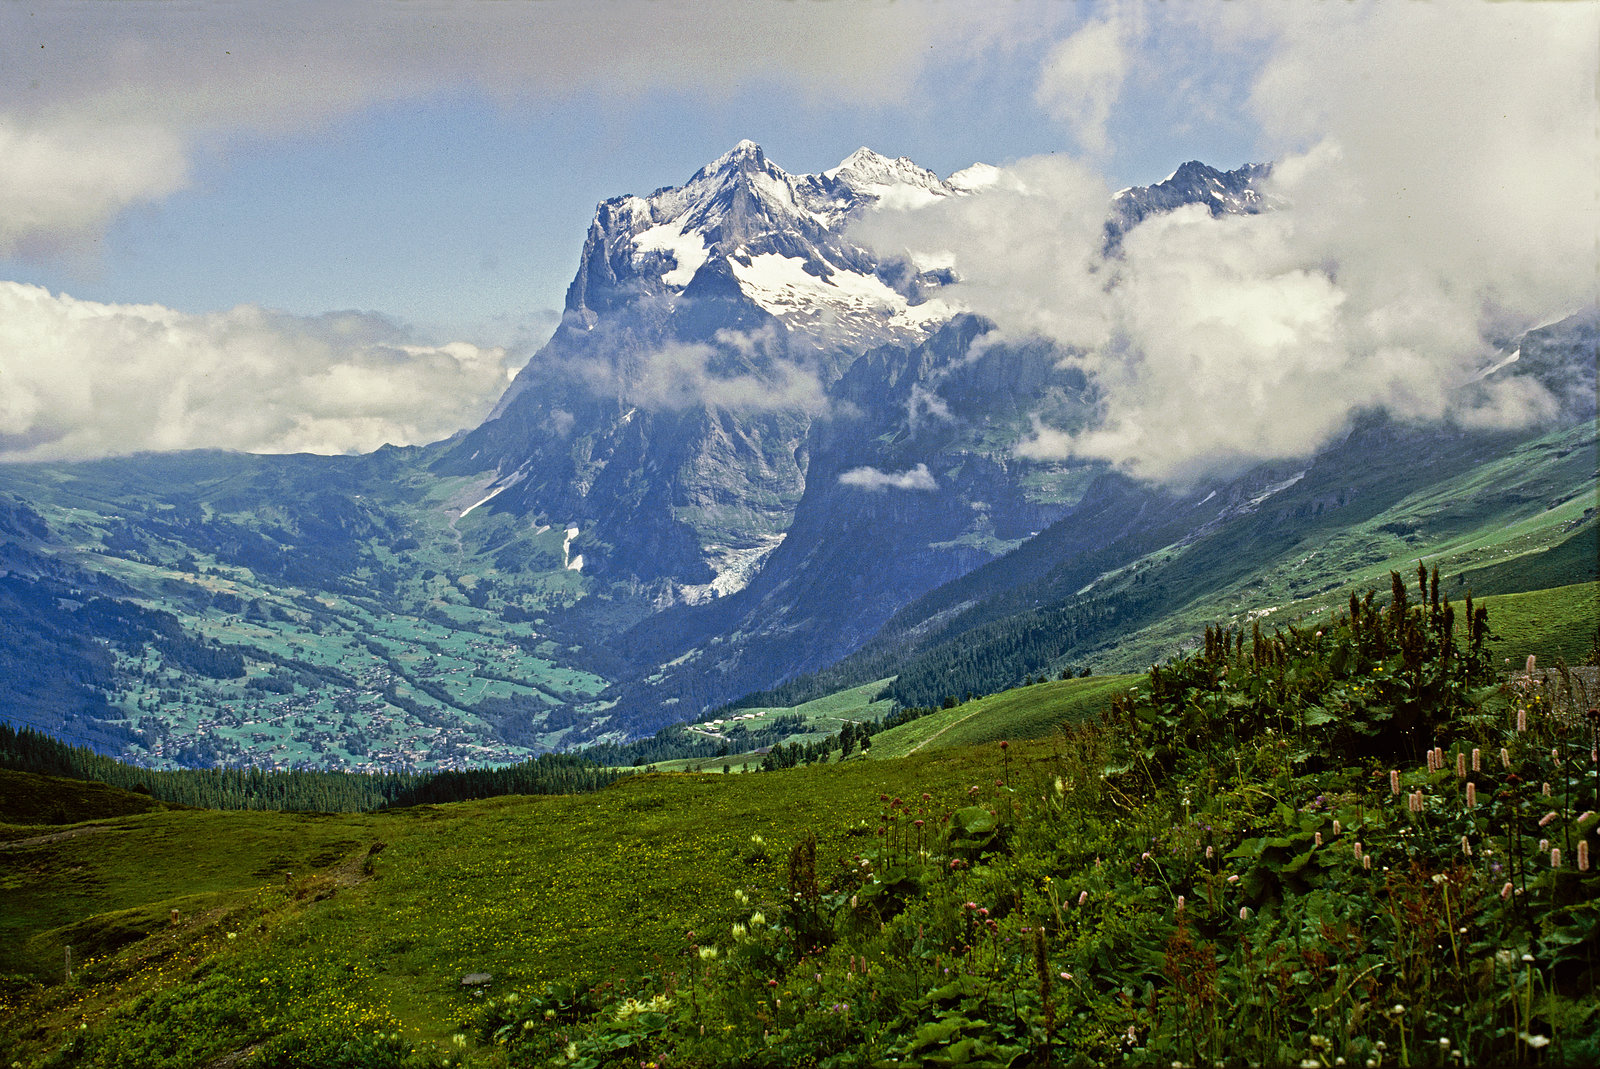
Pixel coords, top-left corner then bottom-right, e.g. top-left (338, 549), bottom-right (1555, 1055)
top-left (0, 1), bottom-right (1593, 466)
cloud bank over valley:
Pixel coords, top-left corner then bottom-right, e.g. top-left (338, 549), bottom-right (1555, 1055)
top-left (0, 283), bottom-right (515, 460)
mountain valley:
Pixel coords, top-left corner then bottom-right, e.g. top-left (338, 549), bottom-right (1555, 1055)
top-left (0, 144), bottom-right (1593, 771)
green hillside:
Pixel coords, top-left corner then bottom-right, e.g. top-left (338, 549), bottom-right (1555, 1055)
top-left (1480, 581), bottom-right (1599, 667)
top-left (4, 579), bottom-right (1597, 1067)
top-left (867, 674), bottom-right (1138, 759)
top-left (0, 768), bottom-right (168, 831)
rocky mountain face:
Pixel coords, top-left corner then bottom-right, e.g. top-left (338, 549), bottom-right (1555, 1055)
top-left (1107, 160), bottom-right (1276, 245)
top-left (427, 143), bottom-right (1137, 725)
top-left (425, 143), bottom-right (1594, 738)
top-left (433, 142), bottom-right (976, 602)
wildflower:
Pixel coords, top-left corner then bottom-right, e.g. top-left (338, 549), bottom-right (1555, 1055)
top-left (1227, 874), bottom-right (1239, 883)
top-left (1578, 841), bottom-right (1589, 872)
top-left (1353, 841), bottom-right (1363, 861)
top-left (732, 923), bottom-right (747, 939)
top-left (1176, 895), bottom-right (1185, 912)
top-left (1527, 654), bottom-right (1537, 675)
top-left (1501, 881), bottom-right (1514, 899)
top-left (1521, 1033), bottom-right (1551, 1049)
top-left (1078, 891), bottom-right (1088, 906)
top-left (750, 912), bottom-right (766, 927)
top-left (1518, 708), bottom-right (1527, 733)
top-left (1466, 782), bottom-right (1476, 808)
top-left (1363, 855), bottom-right (1372, 870)
top-left (1315, 832), bottom-right (1323, 847)
top-left (1543, 782), bottom-right (1552, 797)
top-left (1332, 820), bottom-right (1341, 836)
top-left (1059, 971), bottom-right (1073, 981)
top-left (1456, 752), bottom-right (1466, 778)
top-left (1551, 747), bottom-right (1560, 766)
top-left (1239, 906), bottom-right (1251, 920)
top-left (1502, 747), bottom-right (1512, 768)
top-left (1540, 839), bottom-right (1549, 852)
top-left (1205, 845), bottom-right (1214, 859)
top-left (1539, 811), bottom-right (1558, 827)
top-left (1390, 770), bottom-right (1401, 795)
top-left (1550, 848), bottom-right (1561, 869)
top-left (1461, 836), bottom-right (1472, 856)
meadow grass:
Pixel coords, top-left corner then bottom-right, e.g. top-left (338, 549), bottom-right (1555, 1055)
top-left (3, 578), bottom-right (1596, 1067)
top-left (868, 674), bottom-right (1139, 759)
top-left (0, 743), bottom-right (1021, 1065)
top-left (1480, 580), bottom-right (1598, 666)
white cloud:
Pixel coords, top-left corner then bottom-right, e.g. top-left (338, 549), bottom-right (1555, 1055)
top-left (838, 463), bottom-right (938, 492)
top-left (0, 120), bottom-right (190, 259)
top-left (858, 3), bottom-right (1598, 485)
top-left (1033, 18), bottom-right (1128, 155)
top-left (0, 2), bottom-right (1044, 258)
top-left (565, 324), bottom-right (829, 416)
top-left (0, 283), bottom-right (516, 461)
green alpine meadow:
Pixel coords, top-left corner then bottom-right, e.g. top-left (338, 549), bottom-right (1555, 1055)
top-left (4, 571), bottom-right (1597, 1067)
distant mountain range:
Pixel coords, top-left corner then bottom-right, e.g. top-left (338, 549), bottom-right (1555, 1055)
top-left (1, 143), bottom-right (1593, 769)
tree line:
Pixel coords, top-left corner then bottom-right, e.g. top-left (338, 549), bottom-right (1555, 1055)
top-left (0, 722), bottom-right (627, 814)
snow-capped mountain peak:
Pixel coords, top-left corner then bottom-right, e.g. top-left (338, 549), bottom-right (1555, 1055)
top-left (1107, 160), bottom-right (1277, 246)
top-left (566, 142), bottom-right (962, 348)
top-left (825, 147), bottom-right (949, 204)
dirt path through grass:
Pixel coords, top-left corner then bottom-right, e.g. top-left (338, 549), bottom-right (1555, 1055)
top-left (907, 705), bottom-right (991, 754)
top-left (0, 824), bottom-right (117, 849)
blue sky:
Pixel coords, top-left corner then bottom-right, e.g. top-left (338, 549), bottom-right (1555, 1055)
top-left (0, 2), bottom-right (1262, 341)
top-left (0, 2), bottom-right (1591, 464)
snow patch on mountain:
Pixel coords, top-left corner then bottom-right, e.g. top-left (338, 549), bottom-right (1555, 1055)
top-left (671, 534), bottom-right (787, 605)
top-left (730, 252), bottom-right (952, 343)
top-left (633, 220), bottom-right (710, 288)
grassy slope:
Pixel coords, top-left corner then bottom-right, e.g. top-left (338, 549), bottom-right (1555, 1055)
top-left (0, 769), bottom-right (168, 833)
top-left (867, 674), bottom-right (1139, 759)
top-left (1479, 580), bottom-right (1599, 666)
top-left (2, 578), bottom-right (1591, 1064)
top-left (0, 743), bottom-right (1018, 1062)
